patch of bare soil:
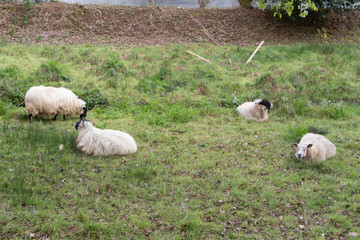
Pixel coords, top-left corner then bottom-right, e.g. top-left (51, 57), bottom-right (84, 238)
top-left (0, 2), bottom-right (359, 46)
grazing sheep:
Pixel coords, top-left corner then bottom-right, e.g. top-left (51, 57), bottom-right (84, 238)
top-left (292, 133), bottom-right (336, 162)
top-left (236, 99), bottom-right (273, 123)
top-left (74, 119), bottom-right (137, 156)
top-left (25, 85), bottom-right (87, 121)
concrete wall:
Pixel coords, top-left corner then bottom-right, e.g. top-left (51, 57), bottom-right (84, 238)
top-left (60, 0), bottom-right (240, 8)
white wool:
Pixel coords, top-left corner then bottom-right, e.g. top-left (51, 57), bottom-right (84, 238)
top-left (76, 120), bottom-right (137, 156)
top-left (25, 85), bottom-right (86, 119)
top-left (294, 133), bottom-right (336, 162)
top-left (236, 99), bottom-right (269, 123)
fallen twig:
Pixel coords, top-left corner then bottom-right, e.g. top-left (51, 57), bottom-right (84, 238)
top-left (245, 41), bottom-right (264, 65)
top-left (186, 50), bottom-right (212, 63)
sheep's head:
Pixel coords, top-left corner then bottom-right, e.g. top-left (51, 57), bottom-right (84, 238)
top-left (292, 143), bottom-right (313, 160)
top-left (80, 106), bottom-right (87, 119)
top-left (74, 119), bottom-right (94, 130)
top-left (259, 99), bottom-right (273, 110)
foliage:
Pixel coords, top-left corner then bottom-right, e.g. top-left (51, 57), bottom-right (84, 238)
top-left (0, 66), bottom-right (28, 105)
top-left (259, 0), bottom-right (318, 18)
top-left (78, 88), bottom-right (109, 110)
top-left (258, 0), bottom-right (359, 19)
top-left (34, 61), bottom-right (71, 82)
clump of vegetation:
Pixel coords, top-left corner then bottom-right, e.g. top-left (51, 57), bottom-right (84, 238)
top-left (34, 60), bottom-right (71, 82)
top-left (0, 66), bottom-right (28, 105)
top-left (78, 88), bottom-right (109, 110)
top-left (284, 125), bottom-right (308, 143)
top-left (307, 126), bottom-right (329, 135)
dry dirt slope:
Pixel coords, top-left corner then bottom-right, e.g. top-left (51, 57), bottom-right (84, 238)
top-left (0, 2), bottom-right (359, 45)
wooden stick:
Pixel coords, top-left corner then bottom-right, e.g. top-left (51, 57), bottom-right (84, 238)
top-left (245, 41), bottom-right (264, 65)
top-left (186, 51), bottom-right (212, 63)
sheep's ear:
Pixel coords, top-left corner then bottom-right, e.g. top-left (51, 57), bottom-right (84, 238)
top-left (307, 144), bottom-right (313, 149)
top-left (292, 142), bottom-right (298, 148)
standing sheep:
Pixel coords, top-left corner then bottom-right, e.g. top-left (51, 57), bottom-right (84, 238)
top-left (74, 119), bottom-right (137, 156)
top-left (292, 133), bottom-right (336, 162)
top-left (236, 99), bottom-right (273, 123)
top-left (25, 85), bottom-right (87, 121)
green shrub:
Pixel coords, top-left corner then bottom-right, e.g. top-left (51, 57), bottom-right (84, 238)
top-left (79, 89), bottom-right (109, 110)
top-left (294, 98), bottom-right (309, 116)
top-left (284, 125), bottom-right (308, 143)
top-left (0, 101), bottom-right (6, 115)
top-left (0, 66), bottom-right (28, 105)
top-left (35, 60), bottom-right (71, 82)
top-left (307, 126), bottom-right (329, 135)
top-left (323, 106), bottom-right (349, 119)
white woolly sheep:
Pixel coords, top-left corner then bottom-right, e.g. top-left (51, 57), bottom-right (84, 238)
top-left (25, 85), bottom-right (87, 121)
top-left (236, 99), bottom-right (273, 123)
top-left (74, 119), bottom-right (137, 156)
top-left (292, 133), bottom-right (336, 162)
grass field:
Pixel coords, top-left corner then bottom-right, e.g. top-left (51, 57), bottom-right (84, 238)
top-left (0, 43), bottom-right (359, 239)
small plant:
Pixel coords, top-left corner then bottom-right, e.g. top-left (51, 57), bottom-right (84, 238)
top-left (198, 0), bottom-right (210, 8)
top-left (35, 61), bottom-right (71, 82)
top-left (0, 101), bottom-right (6, 115)
top-left (324, 106), bottom-right (349, 119)
top-left (307, 126), bottom-right (329, 135)
top-left (317, 27), bottom-right (328, 44)
top-left (284, 125), bottom-right (308, 143)
top-left (79, 89), bottom-right (109, 110)
top-left (0, 66), bottom-right (28, 105)
top-left (294, 98), bottom-right (309, 116)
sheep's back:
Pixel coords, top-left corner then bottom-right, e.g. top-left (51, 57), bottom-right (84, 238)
top-left (236, 102), bottom-right (255, 118)
top-left (76, 127), bottom-right (137, 156)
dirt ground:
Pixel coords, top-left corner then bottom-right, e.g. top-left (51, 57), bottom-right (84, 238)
top-left (0, 2), bottom-right (359, 46)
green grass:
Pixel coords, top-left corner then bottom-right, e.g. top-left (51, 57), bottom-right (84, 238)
top-left (0, 43), bottom-right (359, 239)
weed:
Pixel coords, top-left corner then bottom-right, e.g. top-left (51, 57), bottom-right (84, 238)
top-left (284, 125), bottom-right (308, 143)
top-left (307, 126), bottom-right (329, 135)
top-left (78, 88), bottom-right (109, 110)
top-left (35, 61), bottom-right (71, 82)
top-left (293, 98), bottom-right (309, 116)
top-left (317, 27), bottom-right (328, 44)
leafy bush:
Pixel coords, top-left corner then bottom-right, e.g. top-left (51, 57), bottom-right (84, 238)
top-left (0, 66), bottom-right (29, 105)
top-left (35, 61), bottom-right (71, 82)
top-left (258, 0), bottom-right (358, 20)
top-left (307, 126), bottom-right (329, 135)
top-left (78, 89), bottom-right (109, 110)
top-left (323, 106), bottom-right (349, 119)
top-left (0, 101), bottom-right (6, 115)
top-left (294, 98), bottom-right (309, 116)
top-left (284, 125), bottom-right (308, 143)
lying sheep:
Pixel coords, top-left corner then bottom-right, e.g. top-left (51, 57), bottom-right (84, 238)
top-left (236, 99), bottom-right (273, 123)
top-left (25, 85), bottom-right (87, 121)
top-left (292, 133), bottom-right (336, 162)
top-left (74, 119), bottom-right (137, 156)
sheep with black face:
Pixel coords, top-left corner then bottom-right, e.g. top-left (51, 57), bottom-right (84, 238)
top-left (74, 119), bottom-right (137, 156)
top-left (25, 85), bottom-right (87, 121)
top-left (292, 133), bottom-right (336, 162)
top-left (236, 99), bottom-right (273, 123)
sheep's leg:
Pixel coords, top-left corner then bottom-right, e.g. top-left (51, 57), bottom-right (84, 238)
top-left (28, 114), bottom-right (33, 122)
top-left (35, 115), bottom-right (39, 121)
top-left (53, 114), bottom-right (58, 121)
top-left (63, 115), bottom-right (66, 120)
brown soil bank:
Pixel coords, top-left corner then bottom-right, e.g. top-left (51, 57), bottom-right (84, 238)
top-left (0, 2), bottom-right (359, 46)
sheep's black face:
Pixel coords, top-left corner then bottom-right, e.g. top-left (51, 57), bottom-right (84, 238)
top-left (259, 99), bottom-right (273, 110)
top-left (74, 119), bottom-right (85, 130)
top-left (80, 107), bottom-right (87, 119)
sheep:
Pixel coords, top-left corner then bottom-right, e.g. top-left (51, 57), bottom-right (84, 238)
top-left (292, 133), bottom-right (336, 162)
top-left (74, 119), bottom-right (137, 156)
top-left (236, 99), bottom-right (273, 123)
top-left (25, 85), bottom-right (87, 121)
